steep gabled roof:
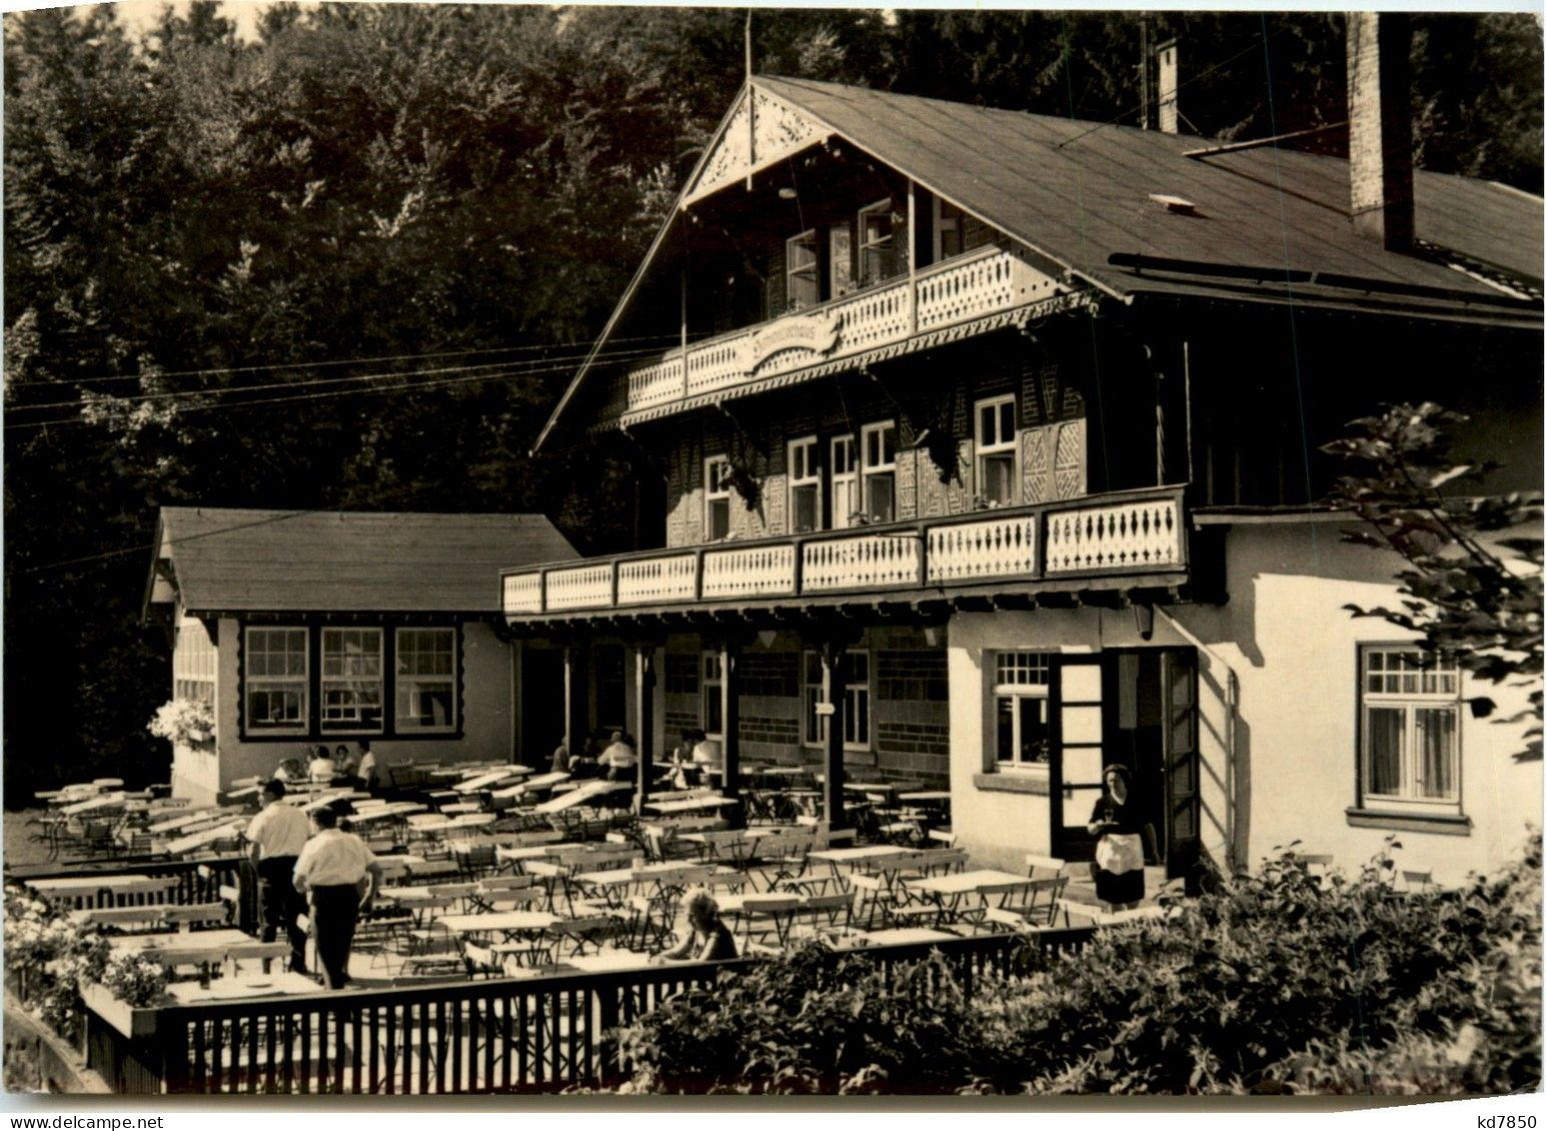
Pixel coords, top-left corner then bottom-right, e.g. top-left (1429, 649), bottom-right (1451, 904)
top-left (535, 76), bottom-right (1543, 451)
top-left (147, 508), bottom-right (576, 617)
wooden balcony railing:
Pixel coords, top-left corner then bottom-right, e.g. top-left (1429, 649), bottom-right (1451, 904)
top-left (80, 929), bottom-right (1095, 1094)
top-left (502, 485), bottom-right (1187, 618)
top-left (626, 246), bottom-right (1061, 415)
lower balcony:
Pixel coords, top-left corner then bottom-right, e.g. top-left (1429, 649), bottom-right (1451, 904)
top-left (502, 485), bottom-right (1190, 624)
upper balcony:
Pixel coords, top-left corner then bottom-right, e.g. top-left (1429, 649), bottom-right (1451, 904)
top-left (621, 244), bottom-right (1077, 424)
top-left (502, 485), bottom-right (1190, 626)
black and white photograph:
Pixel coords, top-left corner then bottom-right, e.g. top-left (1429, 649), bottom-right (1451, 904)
top-left (1, 1), bottom-right (1541, 1106)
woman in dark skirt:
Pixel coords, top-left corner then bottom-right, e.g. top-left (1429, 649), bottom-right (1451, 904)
top-left (1088, 764), bottom-right (1145, 910)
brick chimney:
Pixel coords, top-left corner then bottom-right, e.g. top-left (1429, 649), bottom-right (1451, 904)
top-left (1156, 40), bottom-right (1178, 135)
top-left (1347, 12), bottom-right (1414, 252)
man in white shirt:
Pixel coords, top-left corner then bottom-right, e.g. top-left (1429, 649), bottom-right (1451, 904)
top-left (356, 738), bottom-right (377, 790)
top-left (292, 805), bottom-right (382, 989)
top-left (245, 779), bottom-right (312, 974)
top-left (598, 731), bottom-right (637, 782)
top-left (309, 746), bottom-right (338, 783)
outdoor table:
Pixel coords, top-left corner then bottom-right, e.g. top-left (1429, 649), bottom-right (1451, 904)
top-left (514, 772), bottom-right (571, 793)
top-left (224, 784), bottom-right (264, 801)
top-left (92, 778), bottom-right (126, 789)
top-left (164, 820), bottom-right (244, 856)
top-left (108, 928), bottom-right (251, 954)
top-left (437, 910), bottom-right (558, 937)
top-left (560, 951), bottom-right (655, 974)
top-left (643, 795), bottom-right (739, 816)
top-left (839, 927), bottom-right (957, 948)
top-left (70, 903), bottom-right (184, 929)
top-left (898, 791), bottom-right (951, 804)
top-left (534, 780), bottom-right (631, 814)
top-left (376, 854), bottom-right (428, 878)
top-left (61, 793), bottom-right (128, 816)
top-left (809, 846), bottom-right (921, 869)
top-left (901, 869), bottom-right (1037, 924)
top-left (166, 971), bottom-right (319, 1004)
top-left (29, 874), bottom-right (171, 910)
top-left (455, 767), bottom-right (532, 794)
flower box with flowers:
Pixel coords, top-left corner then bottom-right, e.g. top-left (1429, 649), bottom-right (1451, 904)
top-left (79, 979), bottom-right (161, 1040)
top-left (148, 698), bottom-right (216, 751)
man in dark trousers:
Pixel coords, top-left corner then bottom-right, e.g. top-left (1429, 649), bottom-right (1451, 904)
top-left (245, 779), bottom-right (311, 974)
top-left (292, 804), bottom-right (381, 989)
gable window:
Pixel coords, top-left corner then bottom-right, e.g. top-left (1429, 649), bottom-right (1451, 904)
top-left (934, 198), bottom-right (965, 261)
top-left (787, 230), bottom-right (820, 310)
top-left (994, 652), bottom-right (1052, 771)
top-left (705, 456), bottom-right (732, 541)
top-left (858, 199), bottom-right (898, 285)
top-left (788, 436), bottom-right (821, 534)
top-left (804, 649), bottom-right (871, 749)
top-left (321, 628), bottom-right (383, 732)
top-left (861, 421), bottom-right (897, 524)
top-left (830, 435), bottom-right (858, 529)
top-left (396, 628), bottom-right (456, 732)
top-left (702, 651), bottom-right (724, 738)
top-left (976, 395), bottom-right (1018, 507)
top-left (1360, 647), bottom-right (1461, 809)
top-left (246, 627), bottom-right (308, 731)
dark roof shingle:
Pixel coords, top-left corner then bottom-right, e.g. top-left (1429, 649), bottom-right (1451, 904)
top-left (153, 508), bottom-right (575, 614)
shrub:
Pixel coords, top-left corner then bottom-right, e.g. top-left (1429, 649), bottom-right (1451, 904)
top-left (611, 946), bottom-right (991, 1094)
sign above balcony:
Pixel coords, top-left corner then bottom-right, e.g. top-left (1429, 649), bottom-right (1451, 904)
top-left (683, 86), bottom-right (830, 207)
top-left (748, 311), bottom-right (842, 372)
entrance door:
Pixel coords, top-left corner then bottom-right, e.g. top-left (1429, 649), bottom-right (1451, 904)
top-left (1051, 656), bottom-right (1105, 861)
top-left (521, 647), bottom-right (565, 767)
top-left (1162, 649), bottom-right (1201, 880)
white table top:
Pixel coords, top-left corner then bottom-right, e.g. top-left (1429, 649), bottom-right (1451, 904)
top-left (108, 928), bottom-right (252, 955)
top-left (644, 795), bottom-right (739, 815)
top-left (61, 792), bottom-right (130, 816)
top-left (809, 846), bottom-right (920, 865)
top-left (845, 927), bottom-right (956, 947)
top-left (29, 873), bottom-right (155, 893)
top-left (437, 910), bottom-right (558, 935)
top-left (164, 820), bottom-right (244, 855)
top-left (167, 971), bottom-right (319, 1004)
top-left (898, 791), bottom-right (952, 803)
top-left (535, 780), bottom-right (631, 813)
top-left (904, 869), bottom-right (1035, 896)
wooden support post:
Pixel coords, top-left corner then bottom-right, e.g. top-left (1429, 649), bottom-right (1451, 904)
top-left (634, 645), bottom-right (656, 809)
top-left (820, 639), bottom-right (848, 831)
top-left (719, 639), bottom-right (741, 805)
top-left (563, 643), bottom-right (588, 762)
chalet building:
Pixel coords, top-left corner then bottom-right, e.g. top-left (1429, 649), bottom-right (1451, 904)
top-left (144, 508), bottom-right (574, 806)
top-left (503, 33), bottom-right (1542, 885)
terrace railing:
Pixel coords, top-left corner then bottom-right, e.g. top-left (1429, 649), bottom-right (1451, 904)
top-left (626, 246), bottom-right (1059, 415)
top-left (82, 929), bottom-right (1094, 1095)
top-left (502, 485), bottom-right (1187, 618)
top-left (11, 855), bottom-right (255, 932)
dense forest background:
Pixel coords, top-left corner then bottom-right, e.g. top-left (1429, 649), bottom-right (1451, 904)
top-left (4, 4), bottom-right (1541, 801)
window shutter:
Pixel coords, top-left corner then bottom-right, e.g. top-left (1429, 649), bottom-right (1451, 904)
top-left (765, 247), bottom-right (787, 320)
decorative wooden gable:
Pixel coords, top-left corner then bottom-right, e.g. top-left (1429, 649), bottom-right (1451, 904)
top-left (683, 84), bottom-right (830, 207)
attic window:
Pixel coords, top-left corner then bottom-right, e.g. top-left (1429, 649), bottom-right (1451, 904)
top-left (1149, 194), bottom-right (1200, 216)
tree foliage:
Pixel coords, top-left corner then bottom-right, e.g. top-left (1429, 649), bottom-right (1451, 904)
top-left (1324, 403), bottom-right (1544, 762)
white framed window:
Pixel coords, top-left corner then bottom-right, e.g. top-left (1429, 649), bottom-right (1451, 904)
top-left (994, 652), bottom-right (1052, 771)
top-left (975, 394), bottom-right (1017, 507)
top-left (321, 628), bottom-right (383, 732)
top-left (786, 229), bottom-right (819, 309)
top-left (705, 456), bottom-right (732, 541)
top-left (396, 628), bottom-right (457, 732)
top-left (804, 649), bottom-right (871, 749)
top-left (830, 435), bottom-right (858, 530)
top-left (245, 627), bottom-right (308, 731)
top-left (933, 197), bottom-right (965, 261)
top-left (788, 436), bottom-right (821, 534)
top-left (1360, 646), bottom-right (1462, 809)
top-left (702, 651), bottom-right (724, 738)
top-left (858, 198), bottom-right (897, 285)
top-left (173, 616), bottom-right (216, 706)
top-left (860, 420), bottom-right (896, 524)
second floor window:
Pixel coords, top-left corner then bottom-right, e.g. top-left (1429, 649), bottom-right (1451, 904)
top-left (976, 395), bottom-right (1017, 506)
top-left (788, 437), bottom-right (821, 534)
top-left (705, 456), bottom-right (732, 541)
top-left (787, 230), bottom-right (819, 310)
top-left (831, 435), bottom-right (858, 530)
top-left (321, 628), bottom-right (384, 731)
top-left (859, 199), bottom-right (898, 285)
top-left (861, 421), bottom-right (896, 524)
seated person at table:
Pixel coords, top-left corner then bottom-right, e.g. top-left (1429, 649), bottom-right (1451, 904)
top-left (273, 757), bottom-right (303, 783)
top-left (309, 746), bottom-right (338, 783)
top-left (598, 731), bottom-right (637, 782)
top-left (334, 744), bottom-right (357, 779)
top-left (666, 730), bottom-right (697, 790)
top-left (691, 734), bottom-right (720, 776)
top-left (550, 741), bottom-right (571, 774)
top-left (654, 890), bottom-right (737, 963)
